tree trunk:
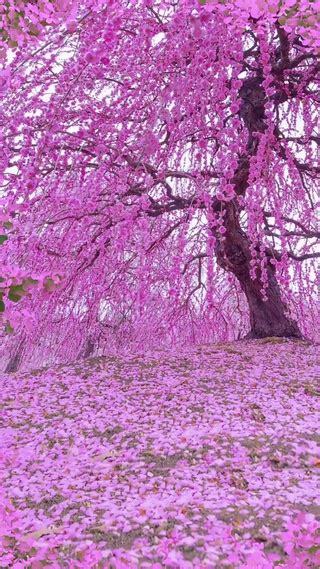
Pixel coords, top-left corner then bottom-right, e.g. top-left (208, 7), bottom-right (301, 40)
top-left (77, 337), bottom-right (94, 360)
top-left (213, 202), bottom-right (302, 339)
top-left (210, 71), bottom-right (302, 339)
top-left (5, 337), bottom-right (25, 373)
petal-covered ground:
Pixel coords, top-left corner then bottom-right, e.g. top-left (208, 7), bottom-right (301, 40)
top-left (0, 338), bottom-right (319, 568)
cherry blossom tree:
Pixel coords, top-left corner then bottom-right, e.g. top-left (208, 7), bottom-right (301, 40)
top-left (1, 0), bottom-right (319, 369)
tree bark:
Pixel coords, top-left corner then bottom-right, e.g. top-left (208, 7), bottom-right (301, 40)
top-left (209, 68), bottom-right (303, 339)
top-left (5, 337), bottom-right (25, 373)
top-left (213, 202), bottom-right (302, 339)
top-left (77, 337), bottom-right (94, 360)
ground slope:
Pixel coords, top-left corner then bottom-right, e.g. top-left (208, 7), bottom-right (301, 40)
top-left (0, 339), bottom-right (319, 567)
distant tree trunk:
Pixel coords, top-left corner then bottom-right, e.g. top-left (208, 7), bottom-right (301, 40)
top-left (213, 201), bottom-right (302, 339)
top-left (5, 337), bottom-right (25, 373)
top-left (77, 337), bottom-right (94, 360)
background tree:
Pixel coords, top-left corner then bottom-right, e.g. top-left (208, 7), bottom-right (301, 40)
top-left (201, 0), bottom-right (320, 52)
top-left (0, 0), bottom-right (96, 59)
top-left (1, 0), bottom-right (319, 370)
